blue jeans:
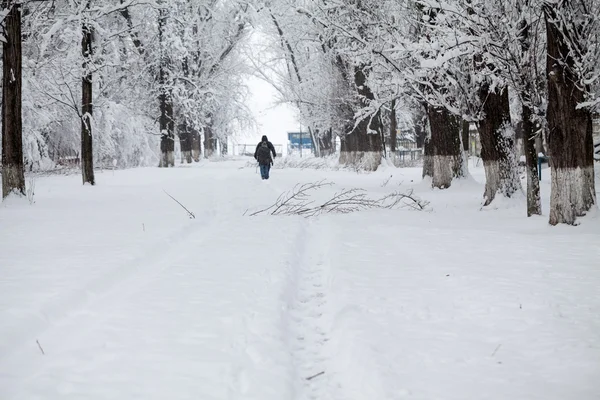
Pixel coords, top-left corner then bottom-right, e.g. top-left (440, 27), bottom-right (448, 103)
top-left (259, 164), bottom-right (271, 179)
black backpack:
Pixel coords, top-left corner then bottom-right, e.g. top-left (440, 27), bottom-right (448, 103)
top-left (257, 141), bottom-right (271, 164)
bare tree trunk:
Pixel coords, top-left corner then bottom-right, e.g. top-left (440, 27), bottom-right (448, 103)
top-left (516, 2), bottom-right (541, 217)
top-left (544, 5), bottom-right (596, 225)
top-left (461, 120), bottom-right (469, 152)
top-left (158, 7), bottom-right (174, 168)
top-left (178, 121), bottom-right (192, 163)
top-left (320, 128), bottom-right (335, 156)
top-left (427, 105), bottom-right (465, 188)
top-left (338, 65), bottom-right (383, 171)
top-left (81, 17), bottom-right (95, 185)
top-left (119, 0), bottom-right (144, 55)
top-left (158, 88), bottom-right (174, 167)
top-left (203, 121), bottom-right (216, 158)
top-left (522, 102), bottom-right (542, 216)
top-left (191, 129), bottom-right (201, 162)
top-left (422, 137), bottom-right (434, 179)
top-left (220, 138), bottom-right (228, 156)
top-left (313, 128), bottom-right (335, 157)
top-left (390, 99), bottom-right (398, 155)
top-left (1, 2), bottom-right (25, 198)
top-left (414, 107), bottom-right (427, 149)
top-left (477, 85), bottom-right (519, 205)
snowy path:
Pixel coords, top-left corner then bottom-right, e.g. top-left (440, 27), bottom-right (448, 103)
top-left (282, 220), bottom-right (336, 400)
top-left (1, 160), bottom-right (600, 399)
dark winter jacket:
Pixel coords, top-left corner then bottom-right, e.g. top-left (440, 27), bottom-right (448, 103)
top-left (254, 139), bottom-right (276, 165)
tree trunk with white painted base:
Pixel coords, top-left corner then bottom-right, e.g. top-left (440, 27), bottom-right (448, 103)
top-left (158, 93), bottom-right (174, 167)
top-left (426, 106), bottom-right (464, 188)
top-left (1, 2), bottom-right (25, 198)
top-left (157, 7), bottom-right (174, 168)
top-left (338, 64), bottom-right (383, 171)
top-left (477, 85), bottom-right (520, 205)
top-left (203, 123), bottom-right (216, 158)
top-left (178, 121), bottom-right (193, 164)
top-left (545, 5), bottom-right (596, 225)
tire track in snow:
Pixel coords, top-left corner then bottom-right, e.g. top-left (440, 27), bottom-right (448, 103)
top-left (283, 219), bottom-right (337, 400)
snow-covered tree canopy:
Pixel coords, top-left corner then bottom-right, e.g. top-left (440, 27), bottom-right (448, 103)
top-left (9, 0), bottom-right (253, 169)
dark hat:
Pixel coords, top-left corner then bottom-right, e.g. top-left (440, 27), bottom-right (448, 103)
top-left (261, 135), bottom-right (268, 142)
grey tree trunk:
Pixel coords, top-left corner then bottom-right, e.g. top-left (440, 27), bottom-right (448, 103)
top-left (477, 85), bottom-right (520, 205)
top-left (544, 5), bottom-right (596, 225)
top-left (522, 102), bottom-right (542, 216)
top-left (81, 18), bottom-right (95, 185)
top-left (178, 121), bottom-right (193, 164)
top-left (390, 99), bottom-right (398, 155)
top-left (203, 122), bottom-right (216, 158)
top-left (515, 1), bottom-right (541, 217)
top-left (422, 137), bottom-right (434, 179)
top-left (158, 7), bottom-right (174, 168)
top-left (321, 129), bottom-right (335, 156)
top-left (191, 129), bottom-right (201, 162)
top-left (426, 105), bottom-right (465, 188)
top-left (461, 120), bottom-right (469, 152)
top-left (1, 2), bottom-right (25, 198)
top-left (338, 64), bottom-right (383, 171)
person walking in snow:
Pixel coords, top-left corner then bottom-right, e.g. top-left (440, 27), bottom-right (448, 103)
top-left (254, 135), bottom-right (277, 180)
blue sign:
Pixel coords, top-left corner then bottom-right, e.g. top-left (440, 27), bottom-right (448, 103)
top-left (288, 132), bottom-right (313, 149)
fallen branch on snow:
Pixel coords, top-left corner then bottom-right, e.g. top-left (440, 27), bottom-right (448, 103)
top-left (36, 339), bottom-right (45, 355)
top-left (306, 371), bottom-right (325, 380)
top-left (163, 190), bottom-right (196, 219)
top-left (249, 180), bottom-right (429, 217)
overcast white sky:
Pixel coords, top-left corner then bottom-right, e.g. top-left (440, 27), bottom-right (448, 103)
top-left (233, 76), bottom-right (300, 154)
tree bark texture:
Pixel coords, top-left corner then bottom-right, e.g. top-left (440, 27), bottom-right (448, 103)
top-left (318, 128), bottom-right (335, 156)
top-left (461, 120), bottom-right (469, 152)
top-left (545, 6), bottom-right (596, 225)
top-left (338, 65), bottom-right (383, 171)
top-left (191, 129), bottom-right (201, 162)
top-left (178, 121), bottom-right (193, 164)
top-left (390, 99), bottom-right (398, 154)
top-left (522, 102), bottom-right (542, 216)
top-left (1, 2), bottom-right (25, 198)
top-left (203, 122), bottom-right (216, 158)
top-left (426, 105), bottom-right (465, 188)
top-left (477, 85), bottom-right (520, 205)
top-left (81, 19), bottom-right (95, 185)
top-left (158, 8), bottom-right (174, 168)
top-left (422, 136), bottom-right (434, 179)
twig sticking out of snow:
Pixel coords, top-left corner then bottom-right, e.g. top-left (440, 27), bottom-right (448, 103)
top-left (381, 175), bottom-right (393, 187)
top-left (250, 180), bottom-right (429, 217)
top-left (36, 339), bottom-right (45, 355)
top-left (306, 371), bottom-right (325, 380)
top-left (163, 190), bottom-right (196, 219)
top-left (491, 344), bottom-right (502, 357)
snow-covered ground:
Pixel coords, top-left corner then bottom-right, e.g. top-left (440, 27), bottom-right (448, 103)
top-left (1, 158), bottom-right (599, 400)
